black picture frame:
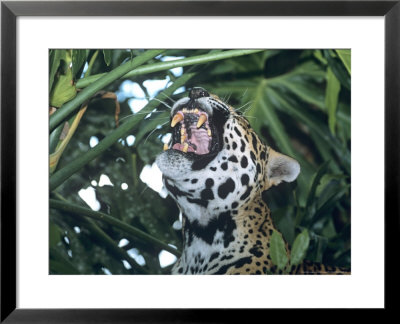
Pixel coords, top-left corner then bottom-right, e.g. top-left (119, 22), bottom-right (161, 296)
top-left (1, 0), bottom-right (398, 321)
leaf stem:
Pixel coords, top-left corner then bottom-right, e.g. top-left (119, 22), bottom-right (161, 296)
top-left (76, 49), bottom-right (264, 89)
top-left (49, 49), bottom-right (165, 133)
top-left (49, 199), bottom-right (182, 257)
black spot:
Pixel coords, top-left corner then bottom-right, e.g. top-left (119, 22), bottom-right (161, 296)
top-left (241, 174), bottom-right (250, 186)
top-left (232, 142), bottom-right (237, 150)
top-left (218, 178), bottom-right (235, 199)
top-left (254, 207), bottom-right (262, 214)
top-left (260, 151), bottom-right (266, 160)
top-left (221, 255), bottom-right (234, 261)
top-left (240, 139), bottom-right (246, 152)
top-left (240, 185), bottom-right (253, 201)
top-left (185, 211), bottom-right (236, 248)
top-left (205, 178), bottom-right (214, 188)
top-left (191, 179), bottom-right (198, 184)
top-left (178, 268), bottom-right (183, 273)
top-left (228, 155), bottom-right (238, 163)
top-left (213, 256), bottom-right (252, 274)
top-left (209, 252), bottom-right (220, 262)
top-left (200, 188), bottom-right (214, 201)
top-left (234, 127), bottom-right (241, 137)
top-left (221, 162), bottom-right (228, 170)
top-left (187, 197), bottom-right (208, 208)
top-left (164, 181), bottom-right (191, 199)
top-left (250, 151), bottom-right (256, 165)
top-left (249, 246), bottom-right (263, 258)
top-left (192, 152), bottom-right (218, 170)
top-left (240, 156), bottom-right (248, 168)
top-left (231, 202), bottom-right (238, 209)
top-left (210, 167), bottom-right (217, 171)
top-left (251, 133), bottom-right (258, 153)
top-left (256, 163), bottom-right (261, 174)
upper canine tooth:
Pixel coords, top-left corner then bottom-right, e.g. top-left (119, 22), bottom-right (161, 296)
top-left (197, 113), bottom-right (207, 128)
top-left (182, 143), bottom-right (189, 153)
top-left (171, 112), bottom-right (184, 127)
top-left (194, 108), bottom-right (199, 113)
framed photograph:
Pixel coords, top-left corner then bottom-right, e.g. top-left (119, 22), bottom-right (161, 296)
top-left (1, 0), bottom-right (398, 321)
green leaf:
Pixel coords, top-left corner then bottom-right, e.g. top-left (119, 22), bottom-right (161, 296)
top-left (50, 67), bottom-right (77, 107)
top-left (305, 161), bottom-right (330, 211)
top-left (103, 49), bottom-right (112, 66)
top-left (49, 49), bottom-right (67, 91)
top-left (49, 223), bottom-right (63, 247)
top-left (323, 49), bottom-right (350, 89)
top-left (290, 229), bottom-right (310, 266)
top-left (246, 81), bottom-right (295, 157)
top-left (325, 67), bottom-right (341, 135)
top-left (270, 230), bottom-right (289, 271)
top-left (336, 50), bottom-right (351, 75)
top-left (71, 49), bottom-right (88, 78)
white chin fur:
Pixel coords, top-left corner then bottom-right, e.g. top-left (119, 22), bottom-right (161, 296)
top-left (155, 150), bottom-right (193, 179)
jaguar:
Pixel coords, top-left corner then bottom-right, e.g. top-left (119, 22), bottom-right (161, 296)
top-left (156, 87), bottom-right (349, 275)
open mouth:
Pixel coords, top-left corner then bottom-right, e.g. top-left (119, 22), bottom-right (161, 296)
top-left (165, 107), bottom-right (221, 158)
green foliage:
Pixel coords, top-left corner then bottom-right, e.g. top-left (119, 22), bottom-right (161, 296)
top-left (269, 228), bottom-right (310, 273)
top-left (270, 230), bottom-right (289, 271)
top-left (49, 49), bottom-right (351, 274)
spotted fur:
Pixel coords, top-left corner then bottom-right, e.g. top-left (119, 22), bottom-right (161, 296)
top-left (156, 88), bottom-right (349, 275)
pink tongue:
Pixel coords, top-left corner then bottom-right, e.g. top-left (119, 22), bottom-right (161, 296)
top-left (172, 143), bottom-right (195, 152)
top-left (189, 126), bottom-right (210, 154)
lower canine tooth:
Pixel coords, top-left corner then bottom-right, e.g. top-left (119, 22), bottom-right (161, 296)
top-left (171, 112), bottom-right (184, 127)
top-left (163, 143), bottom-right (168, 151)
top-left (182, 143), bottom-right (189, 153)
top-left (181, 135), bottom-right (186, 143)
top-left (207, 129), bottom-right (212, 137)
top-left (197, 114), bottom-right (207, 128)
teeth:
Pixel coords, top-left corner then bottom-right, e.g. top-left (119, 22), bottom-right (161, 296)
top-left (182, 143), bottom-right (189, 153)
top-left (181, 135), bottom-right (186, 143)
top-left (171, 112), bottom-right (184, 127)
top-left (207, 129), bottom-right (212, 137)
top-left (163, 143), bottom-right (168, 151)
top-left (194, 108), bottom-right (199, 114)
top-left (180, 128), bottom-right (185, 135)
top-left (197, 113), bottom-right (207, 128)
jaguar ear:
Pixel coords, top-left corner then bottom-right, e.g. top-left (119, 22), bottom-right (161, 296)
top-left (266, 148), bottom-right (300, 186)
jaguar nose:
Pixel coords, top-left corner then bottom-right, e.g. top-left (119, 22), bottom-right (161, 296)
top-left (189, 87), bottom-right (210, 100)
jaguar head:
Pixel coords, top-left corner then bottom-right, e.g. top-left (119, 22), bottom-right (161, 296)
top-left (156, 87), bottom-right (300, 222)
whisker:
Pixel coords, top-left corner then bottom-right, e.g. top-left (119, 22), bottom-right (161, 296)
top-left (148, 97), bottom-right (173, 110)
top-left (159, 92), bottom-right (176, 103)
top-left (119, 110), bottom-right (168, 123)
top-left (236, 100), bottom-right (253, 112)
top-left (143, 120), bottom-right (169, 145)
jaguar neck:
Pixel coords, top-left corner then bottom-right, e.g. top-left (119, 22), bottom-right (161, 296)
top-left (175, 195), bottom-right (278, 274)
